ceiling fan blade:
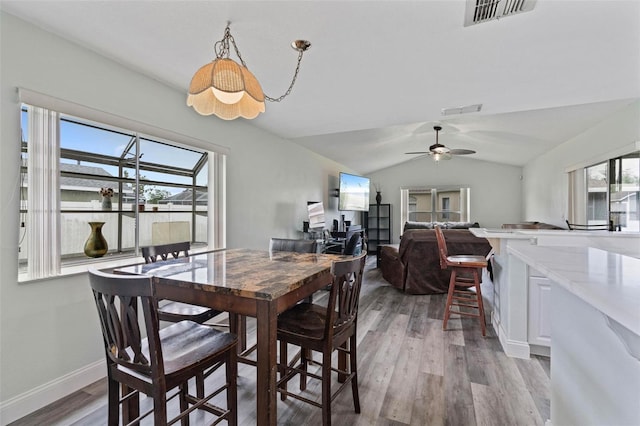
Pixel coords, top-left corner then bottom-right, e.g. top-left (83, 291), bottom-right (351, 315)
top-left (449, 149), bottom-right (476, 155)
top-left (405, 151), bottom-right (429, 155)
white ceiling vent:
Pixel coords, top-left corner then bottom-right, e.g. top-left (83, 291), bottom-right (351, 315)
top-left (464, 0), bottom-right (536, 26)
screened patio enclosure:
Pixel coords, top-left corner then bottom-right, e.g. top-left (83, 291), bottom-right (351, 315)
top-left (19, 109), bottom-right (210, 268)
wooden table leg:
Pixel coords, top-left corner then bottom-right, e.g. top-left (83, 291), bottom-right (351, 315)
top-left (255, 300), bottom-right (278, 426)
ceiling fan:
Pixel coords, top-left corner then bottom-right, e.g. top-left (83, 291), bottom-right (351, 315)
top-left (406, 125), bottom-right (476, 161)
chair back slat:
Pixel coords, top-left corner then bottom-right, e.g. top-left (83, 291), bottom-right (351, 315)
top-left (142, 241), bottom-right (190, 264)
top-left (89, 270), bottom-right (160, 375)
top-left (328, 253), bottom-right (367, 333)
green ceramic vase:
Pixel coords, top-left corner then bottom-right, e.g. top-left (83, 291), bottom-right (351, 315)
top-left (84, 221), bottom-right (108, 258)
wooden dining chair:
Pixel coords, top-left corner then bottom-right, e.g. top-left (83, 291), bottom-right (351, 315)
top-left (270, 237), bottom-right (319, 304)
top-left (141, 241), bottom-right (221, 324)
top-left (233, 237), bottom-right (319, 366)
top-left (276, 253), bottom-right (367, 426)
top-left (88, 269), bottom-right (238, 425)
top-left (269, 237), bottom-right (317, 253)
top-left (434, 226), bottom-right (488, 336)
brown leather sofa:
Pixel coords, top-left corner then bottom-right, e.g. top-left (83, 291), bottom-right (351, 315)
top-left (379, 229), bottom-right (492, 295)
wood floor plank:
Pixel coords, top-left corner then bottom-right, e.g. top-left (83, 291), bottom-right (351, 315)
top-left (485, 351), bottom-right (543, 426)
top-left (443, 317), bottom-right (466, 346)
top-left (411, 372), bottom-right (445, 426)
top-left (419, 318), bottom-right (445, 376)
top-left (443, 343), bottom-right (476, 426)
top-left (379, 335), bottom-right (422, 423)
top-left (407, 295), bottom-right (430, 339)
top-left (514, 356), bottom-right (551, 422)
top-left (470, 382), bottom-right (513, 426)
top-left (464, 346), bottom-right (492, 386)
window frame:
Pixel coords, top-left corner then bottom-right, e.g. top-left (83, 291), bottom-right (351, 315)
top-left (18, 89), bottom-right (228, 282)
top-left (400, 186), bottom-right (471, 229)
top-left (574, 151), bottom-right (639, 232)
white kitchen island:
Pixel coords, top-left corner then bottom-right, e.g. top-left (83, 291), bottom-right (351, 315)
top-left (469, 228), bottom-right (640, 358)
top-left (506, 244), bottom-right (640, 426)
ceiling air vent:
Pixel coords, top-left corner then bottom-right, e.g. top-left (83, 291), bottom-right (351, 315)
top-left (464, 0), bottom-right (536, 26)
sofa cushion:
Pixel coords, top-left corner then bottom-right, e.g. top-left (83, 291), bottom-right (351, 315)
top-left (403, 221), bottom-right (434, 230)
top-left (403, 221), bottom-right (479, 233)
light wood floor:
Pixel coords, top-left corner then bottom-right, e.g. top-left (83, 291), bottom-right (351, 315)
top-left (10, 256), bottom-right (550, 425)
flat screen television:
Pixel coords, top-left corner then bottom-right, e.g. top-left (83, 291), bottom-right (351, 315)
top-left (338, 172), bottom-right (370, 211)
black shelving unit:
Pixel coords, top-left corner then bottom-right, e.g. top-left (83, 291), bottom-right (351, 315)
top-left (365, 203), bottom-right (391, 266)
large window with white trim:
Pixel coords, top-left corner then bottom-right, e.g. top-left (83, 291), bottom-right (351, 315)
top-left (576, 152), bottom-right (639, 231)
top-left (19, 97), bottom-right (226, 280)
top-left (400, 186), bottom-right (471, 235)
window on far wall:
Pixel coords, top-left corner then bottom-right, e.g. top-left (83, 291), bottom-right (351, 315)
top-left (19, 99), bottom-right (226, 281)
top-left (401, 187), bottom-right (470, 226)
top-left (582, 152), bottom-right (639, 231)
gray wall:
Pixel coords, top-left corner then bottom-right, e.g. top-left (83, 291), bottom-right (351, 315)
top-left (367, 156), bottom-right (524, 240)
top-left (523, 100), bottom-right (640, 227)
top-left (0, 12), bottom-right (354, 420)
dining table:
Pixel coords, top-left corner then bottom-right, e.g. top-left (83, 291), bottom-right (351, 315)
top-left (115, 247), bottom-right (347, 426)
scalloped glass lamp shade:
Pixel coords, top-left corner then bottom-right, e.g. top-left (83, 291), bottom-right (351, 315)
top-left (187, 58), bottom-right (265, 120)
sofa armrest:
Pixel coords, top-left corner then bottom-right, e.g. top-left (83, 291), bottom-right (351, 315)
top-left (379, 244), bottom-right (404, 290)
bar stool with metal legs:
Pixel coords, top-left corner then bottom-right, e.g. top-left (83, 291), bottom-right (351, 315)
top-left (434, 226), bottom-right (488, 336)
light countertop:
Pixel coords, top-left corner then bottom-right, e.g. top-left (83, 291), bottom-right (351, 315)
top-left (507, 244), bottom-right (640, 336)
top-left (470, 227), bottom-right (640, 239)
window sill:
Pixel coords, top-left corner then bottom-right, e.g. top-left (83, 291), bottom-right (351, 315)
top-left (18, 246), bottom-right (214, 284)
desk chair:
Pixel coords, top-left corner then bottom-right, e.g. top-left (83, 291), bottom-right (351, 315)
top-left (277, 253), bottom-right (367, 426)
top-left (343, 233), bottom-right (362, 256)
top-left (435, 226), bottom-right (488, 336)
top-left (142, 242), bottom-right (221, 324)
top-left (89, 269), bottom-right (237, 425)
top-left (325, 229), bottom-right (363, 255)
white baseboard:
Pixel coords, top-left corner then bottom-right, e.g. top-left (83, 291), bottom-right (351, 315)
top-left (494, 315), bottom-right (531, 359)
top-left (0, 359), bottom-right (105, 426)
top-left (530, 343), bottom-right (551, 357)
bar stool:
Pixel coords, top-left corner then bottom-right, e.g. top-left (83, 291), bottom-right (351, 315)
top-left (276, 253), bottom-right (367, 426)
top-left (88, 269), bottom-right (237, 425)
top-left (434, 226), bottom-right (488, 336)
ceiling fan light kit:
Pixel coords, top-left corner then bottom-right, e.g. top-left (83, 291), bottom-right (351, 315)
top-left (405, 125), bottom-right (476, 162)
top-left (187, 23), bottom-right (310, 120)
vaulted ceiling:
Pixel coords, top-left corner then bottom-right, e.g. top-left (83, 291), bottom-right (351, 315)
top-left (2, 1), bottom-right (638, 173)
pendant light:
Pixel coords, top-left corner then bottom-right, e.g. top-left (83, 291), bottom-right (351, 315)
top-left (187, 23), bottom-right (311, 120)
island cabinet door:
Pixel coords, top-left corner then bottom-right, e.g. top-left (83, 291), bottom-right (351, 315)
top-left (528, 275), bottom-right (551, 347)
